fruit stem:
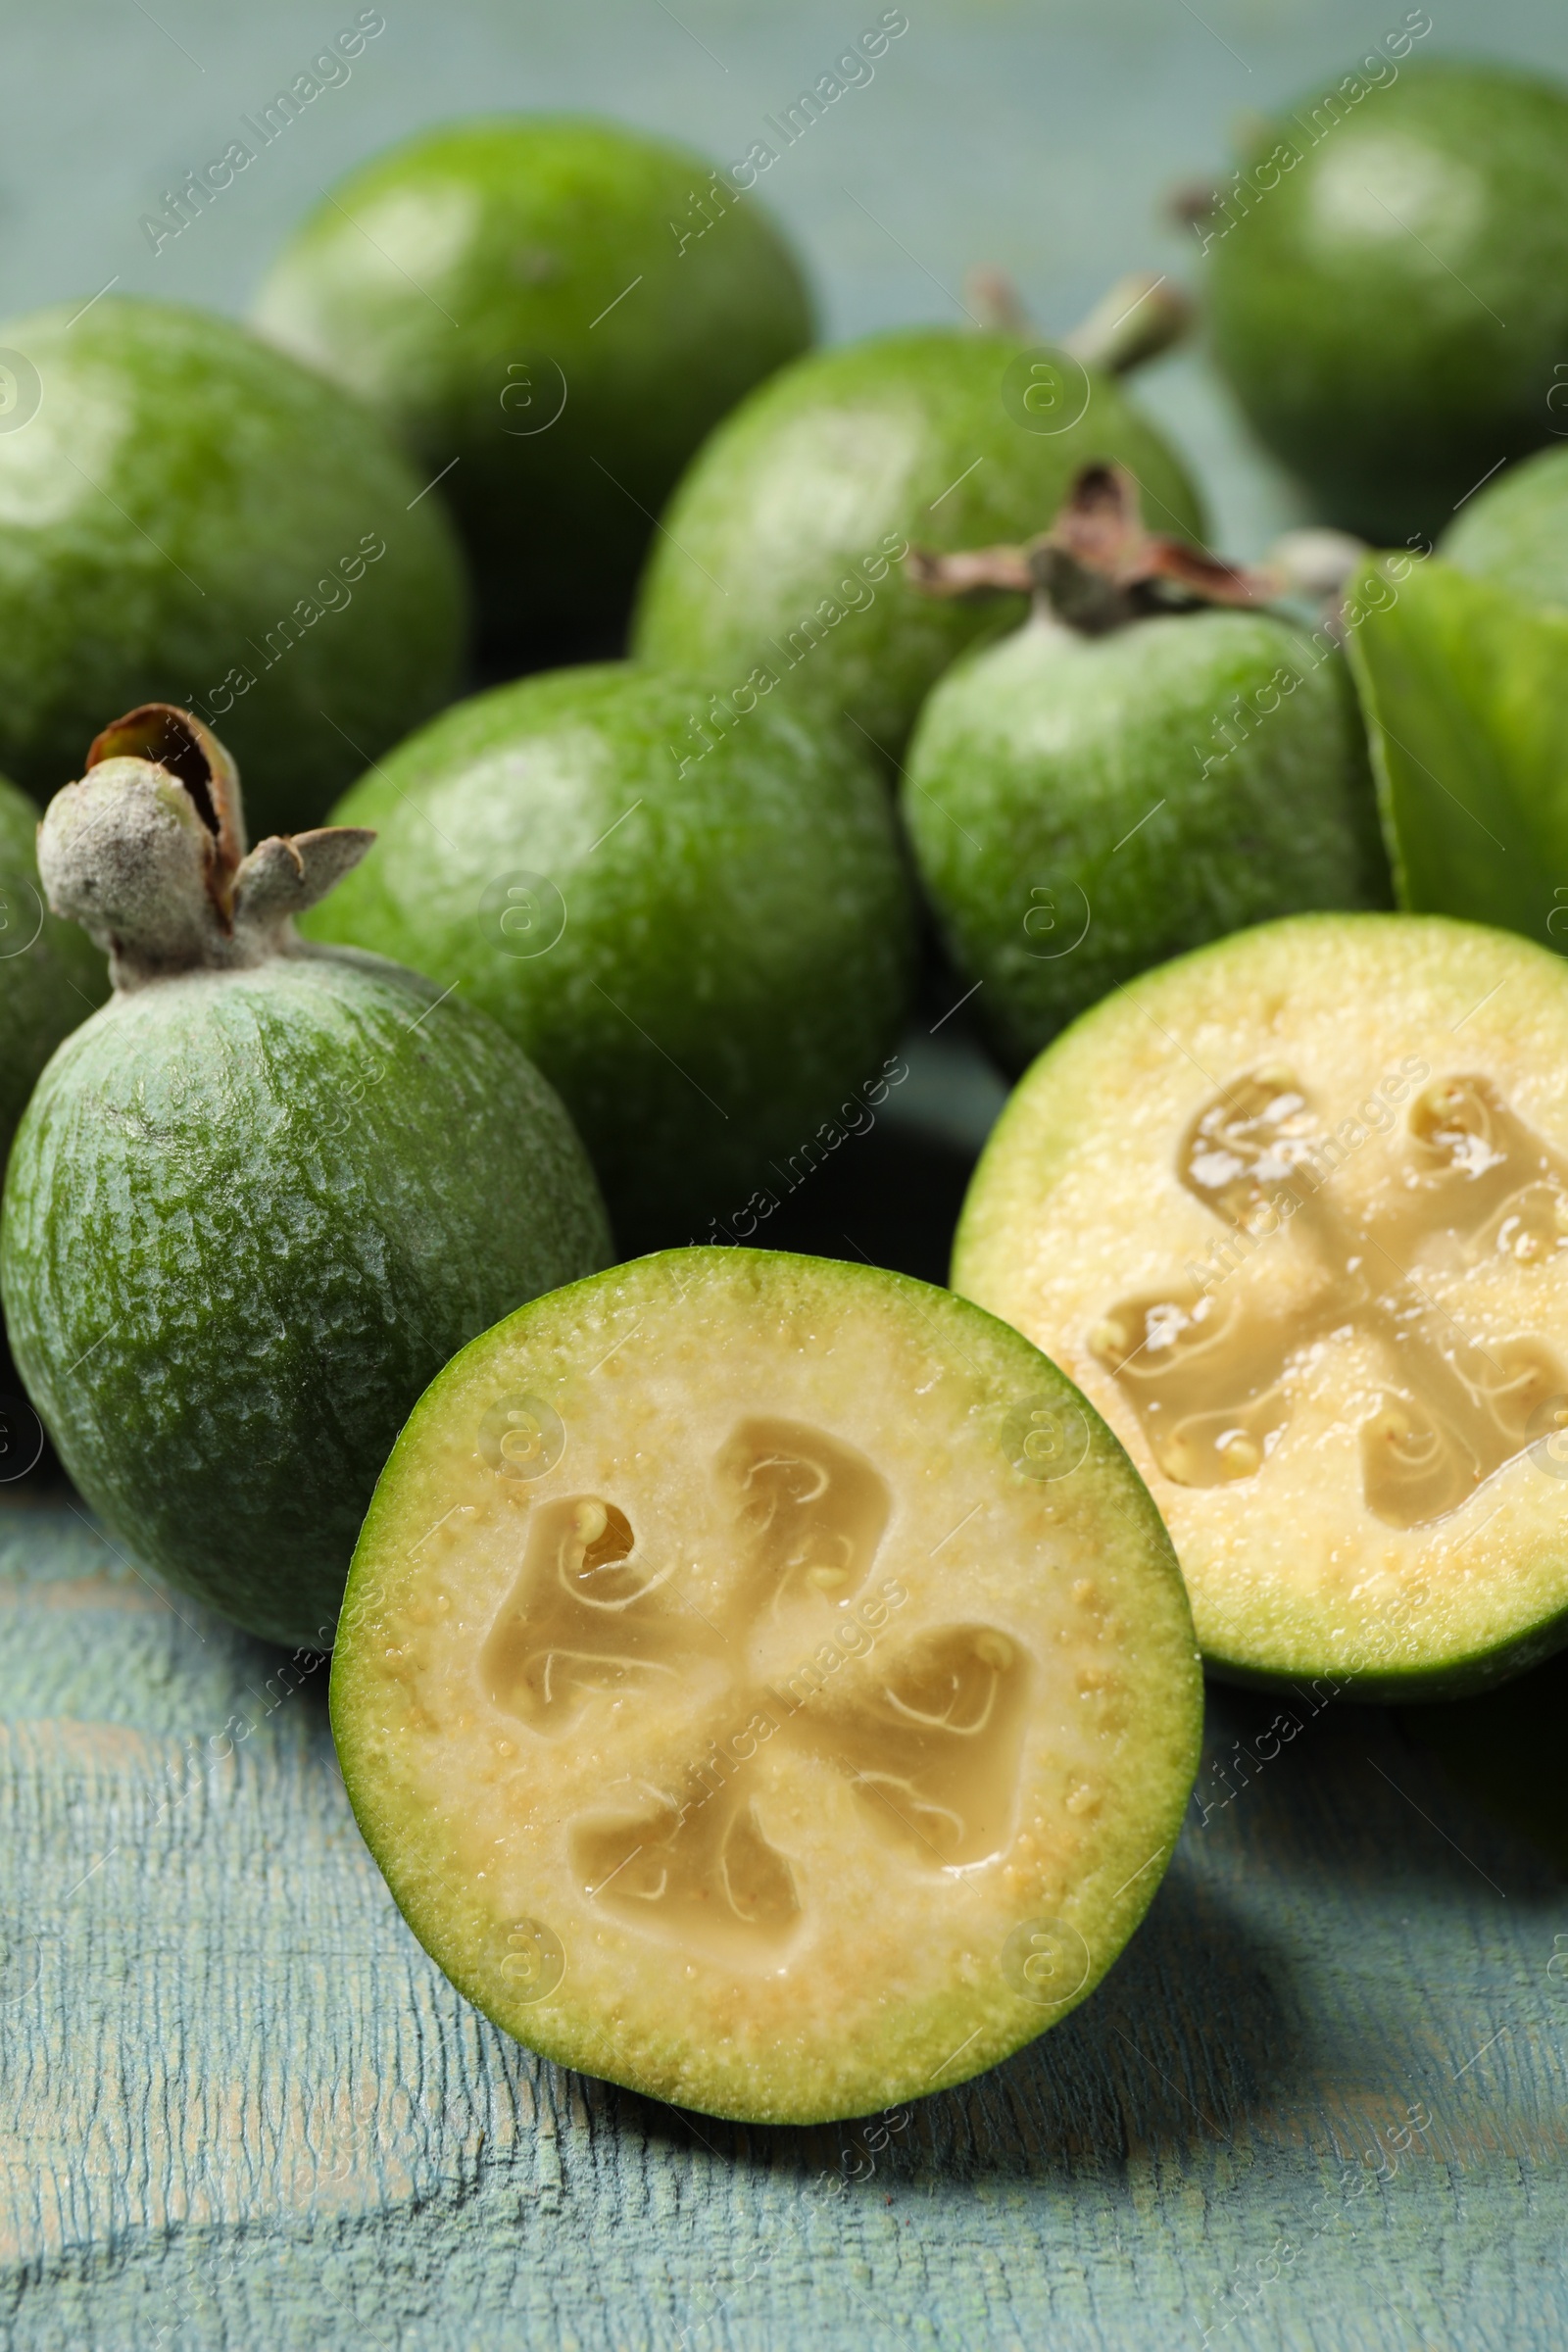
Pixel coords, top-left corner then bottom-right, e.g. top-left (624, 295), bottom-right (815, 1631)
top-left (1262, 527), bottom-right (1371, 603)
top-left (1061, 271), bottom-right (1193, 375)
top-left (37, 702), bottom-right (375, 993)
top-left (964, 266), bottom-right (1033, 337)
top-left (907, 464), bottom-right (1272, 636)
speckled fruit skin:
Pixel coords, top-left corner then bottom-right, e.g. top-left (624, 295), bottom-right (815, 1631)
top-left (252, 117), bottom-right (813, 656)
top-left (903, 610), bottom-right (1389, 1070)
top-left (0, 298), bottom-right (467, 837)
top-left (0, 773), bottom-right (106, 1171)
top-left (631, 329), bottom-right (1204, 763)
top-left (302, 665), bottom-right (915, 1249)
top-left (1443, 444), bottom-right (1568, 612)
top-left (1207, 61), bottom-right (1568, 542)
top-left (0, 950), bottom-right (609, 1648)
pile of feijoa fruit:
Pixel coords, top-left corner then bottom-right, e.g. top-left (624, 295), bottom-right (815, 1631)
top-left (3, 56), bottom-right (1568, 2125)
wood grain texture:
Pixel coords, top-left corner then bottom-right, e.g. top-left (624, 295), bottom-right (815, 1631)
top-left (8, 7), bottom-right (1568, 2342)
top-left (0, 1489), bottom-right (1564, 2351)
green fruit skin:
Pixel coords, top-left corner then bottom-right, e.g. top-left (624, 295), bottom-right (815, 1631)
top-left (1208, 61), bottom-right (1568, 542)
top-left (0, 772), bottom-right (106, 1170)
top-left (1442, 443), bottom-right (1568, 611)
top-left (0, 297), bottom-right (469, 837)
top-left (0, 950), bottom-right (610, 1648)
top-left (903, 610), bottom-right (1390, 1070)
top-left (302, 665), bottom-right (916, 1250)
top-left (253, 117), bottom-right (813, 652)
top-left (631, 328), bottom-right (1205, 763)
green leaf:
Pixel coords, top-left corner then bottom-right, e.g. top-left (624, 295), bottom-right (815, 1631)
top-left (1343, 553), bottom-right (1568, 953)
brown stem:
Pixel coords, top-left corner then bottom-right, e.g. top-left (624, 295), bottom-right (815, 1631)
top-left (907, 464), bottom-right (1273, 636)
top-left (964, 266), bottom-right (1033, 338)
top-left (40, 702), bottom-right (374, 992)
top-left (1062, 271), bottom-right (1193, 375)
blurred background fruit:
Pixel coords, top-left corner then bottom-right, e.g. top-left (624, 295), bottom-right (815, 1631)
top-left (0, 769), bottom-right (106, 1175)
top-left (0, 297), bottom-right (467, 837)
top-left (254, 117), bottom-right (814, 664)
top-left (1442, 442), bottom-right (1568, 612)
top-left (1204, 60), bottom-right (1568, 543)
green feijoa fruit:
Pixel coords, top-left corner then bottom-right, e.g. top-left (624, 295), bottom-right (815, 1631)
top-left (330, 1246), bottom-right (1201, 2125)
top-left (1443, 445), bottom-right (1568, 612)
top-left (955, 912), bottom-right (1568, 1701)
top-left (301, 664), bottom-right (915, 1250)
top-left (631, 326), bottom-right (1204, 766)
top-left (903, 467), bottom-right (1388, 1069)
top-left (0, 770), bottom-right (106, 1171)
top-left (0, 296), bottom-right (467, 838)
top-left (253, 117), bottom-right (812, 657)
top-left (0, 706), bottom-right (608, 1649)
top-left (1204, 60), bottom-right (1568, 543)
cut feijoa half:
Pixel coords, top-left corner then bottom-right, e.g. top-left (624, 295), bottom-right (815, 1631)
top-left (330, 1248), bottom-right (1200, 2124)
top-left (955, 913), bottom-right (1568, 1700)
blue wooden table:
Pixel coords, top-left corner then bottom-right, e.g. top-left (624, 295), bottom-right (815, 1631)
top-left (3, 4), bottom-right (1567, 2345)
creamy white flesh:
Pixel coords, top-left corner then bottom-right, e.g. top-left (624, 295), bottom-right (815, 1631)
top-left (956, 915), bottom-right (1568, 1691)
top-left (331, 1252), bottom-right (1200, 2124)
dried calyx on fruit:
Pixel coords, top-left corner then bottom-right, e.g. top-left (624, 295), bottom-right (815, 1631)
top-left (906, 460), bottom-right (1268, 632)
top-left (630, 313), bottom-right (1205, 766)
top-left (901, 466), bottom-right (1389, 1069)
top-left (37, 703), bottom-right (376, 987)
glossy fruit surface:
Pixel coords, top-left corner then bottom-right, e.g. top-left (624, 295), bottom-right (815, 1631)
top-left (0, 708), bottom-right (608, 1648)
top-left (0, 297), bottom-right (467, 836)
top-left (330, 1246), bottom-right (1201, 2123)
top-left (0, 772), bottom-right (105, 1169)
top-left (631, 329), bottom-right (1204, 762)
top-left (1443, 444), bottom-right (1568, 612)
top-left (1206, 61), bottom-right (1568, 541)
top-left (303, 663), bottom-right (915, 1248)
top-left (905, 605), bottom-right (1387, 1069)
top-left (253, 117), bottom-right (812, 656)
top-left (956, 913), bottom-right (1568, 1699)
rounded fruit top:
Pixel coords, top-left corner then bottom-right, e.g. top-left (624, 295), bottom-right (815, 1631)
top-left (900, 466), bottom-right (1388, 1067)
top-left (1442, 443), bottom-right (1568, 612)
top-left (302, 662), bottom-right (915, 1250)
top-left (631, 324), bottom-right (1204, 764)
top-left (0, 295), bottom-right (468, 837)
top-left (1205, 59), bottom-right (1568, 542)
top-left (253, 115), bottom-right (814, 659)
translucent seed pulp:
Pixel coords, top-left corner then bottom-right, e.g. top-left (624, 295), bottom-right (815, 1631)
top-left (478, 1417), bottom-right (1032, 1967)
top-left (1094, 1069), bottom-right (1568, 1528)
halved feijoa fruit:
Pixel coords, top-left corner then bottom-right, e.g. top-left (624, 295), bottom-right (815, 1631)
top-left (330, 1248), bottom-right (1200, 2124)
top-left (955, 913), bottom-right (1568, 1700)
